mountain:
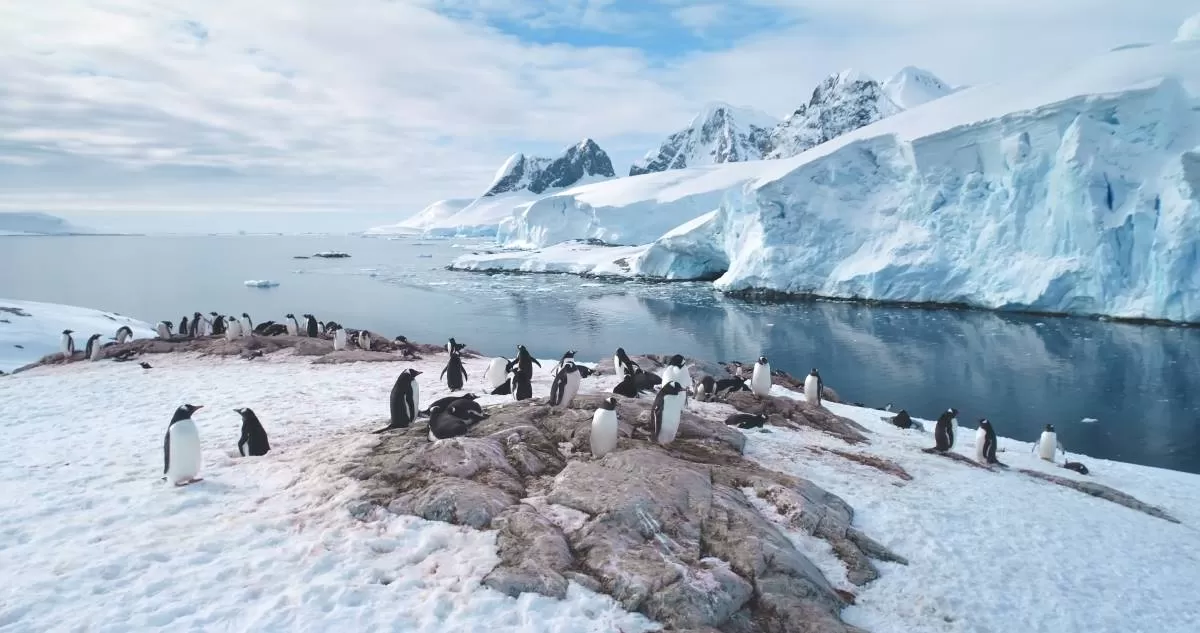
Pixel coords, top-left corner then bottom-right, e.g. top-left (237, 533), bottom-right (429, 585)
top-left (477, 33), bottom-right (1200, 323)
top-left (765, 69), bottom-right (904, 160)
top-left (0, 212), bottom-right (91, 236)
top-left (628, 103), bottom-right (779, 176)
top-left (483, 139), bottom-right (615, 197)
top-left (880, 66), bottom-right (954, 109)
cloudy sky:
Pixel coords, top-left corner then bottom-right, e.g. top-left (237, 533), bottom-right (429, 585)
top-left (0, 0), bottom-right (1195, 226)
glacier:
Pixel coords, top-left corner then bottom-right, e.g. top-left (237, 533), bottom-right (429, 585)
top-left (0, 212), bottom-right (91, 236)
top-left (456, 35), bottom-right (1200, 323)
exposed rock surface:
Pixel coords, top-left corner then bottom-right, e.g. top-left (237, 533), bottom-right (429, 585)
top-left (349, 394), bottom-right (903, 632)
top-left (724, 392), bottom-right (868, 445)
top-left (1017, 469), bottom-right (1180, 523)
top-left (484, 139), bottom-right (615, 197)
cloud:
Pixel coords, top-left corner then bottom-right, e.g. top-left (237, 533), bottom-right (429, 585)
top-left (0, 0), bottom-right (1194, 220)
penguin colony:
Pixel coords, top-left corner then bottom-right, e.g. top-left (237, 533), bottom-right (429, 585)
top-left (57, 317), bottom-right (1087, 485)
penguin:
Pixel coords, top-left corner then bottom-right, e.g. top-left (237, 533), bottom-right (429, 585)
top-left (235, 407), bottom-right (270, 457)
top-left (420, 393), bottom-right (479, 418)
top-left (253, 320), bottom-right (275, 335)
top-left (613, 373), bottom-right (641, 398)
top-left (577, 365), bottom-right (594, 379)
top-left (139, 362), bottom-right (152, 370)
top-left (1036, 424), bottom-right (1061, 462)
top-left (804, 368), bottom-right (824, 406)
top-left (241, 313), bottom-right (254, 333)
top-left (333, 325), bottom-right (347, 351)
top-left (374, 368), bottom-right (422, 433)
top-left (660, 355), bottom-right (692, 405)
top-left (975, 419), bottom-right (1002, 466)
top-left (194, 312), bottom-right (207, 337)
top-left (1062, 461), bottom-right (1089, 475)
top-left (484, 357), bottom-right (510, 391)
top-left (188, 313), bottom-right (200, 337)
top-left (650, 382), bottom-right (686, 446)
top-left (162, 404), bottom-right (204, 486)
top-left (427, 399), bottom-right (487, 441)
top-left (613, 347), bottom-right (639, 378)
top-left (446, 337), bottom-right (467, 354)
top-left (514, 344), bottom-right (541, 375)
top-left (632, 368), bottom-right (661, 393)
top-left (304, 314), bottom-right (319, 337)
top-left (440, 350), bottom-right (469, 391)
top-left (210, 313), bottom-right (226, 336)
top-left (714, 377), bottom-right (750, 396)
top-left (156, 321), bottom-right (172, 339)
top-left (510, 367), bottom-right (533, 401)
top-left (590, 397), bottom-right (619, 458)
top-left (85, 333), bottom-right (103, 361)
top-left (548, 361), bottom-right (581, 408)
top-left (725, 412), bottom-right (767, 429)
top-left (750, 356), bottom-right (772, 397)
top-left (695, 376), bottom-right (716, 402)
top-left (225, 317), bottom-right (243, 341)
top-left (318, 320), bottom-right (326, 334)
top-left (552, 350), bottom-right (577, 376)
top-left (933, 408), bottom-right (959, 452)
top-left (359, 330), bottom-right (372, 351)
top-left (60, 329), bottom-right (75, 356)
top-left (285, 314), bottom-right (299, 336)
top-left (115, 326), bottom-right (133, 344)
top-left (888, 409), bottom-right (914, 430)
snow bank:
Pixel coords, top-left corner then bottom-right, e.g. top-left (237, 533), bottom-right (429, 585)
top-left (243, 280), bottom-right (280, 288)
top-left (366, 198), bottom-right (474, 235)
top-left (1175, 11), bottom-right (1200, 42)
top-left (450, 241), bottom-right (648, 277)
top-left (0, 299), bottom-right (157, 372)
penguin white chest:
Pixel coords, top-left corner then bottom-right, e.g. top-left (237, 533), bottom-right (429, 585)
top-left (485, 358), bottom-right (508, 389)
top-left (750, 364), bottom-right (771, 396)
top-left (590, 409), bottom-right (619, 458)
top-left (60, 334), bottom-right (71, 354)
top-left (286, 321), bottom-right (298, 336)
top-left (656, 394), bottom-right (685, 445)
top-left (804, 375), bottom-right (821, 404)
top-left (166, 420), bottom-right (202, 484)
top-left (555, 373), bottom-right (581, 407)
top-left (613, 355), bottom-right (624, 378)
top-left (1037, 432), bottom-right (1057, 461)
top-left (974, 427), bottom-right (987, 462)
top-left (333, 329), bottom-right (346, 351)
top-left (409, 381), bottom-right (420, 419)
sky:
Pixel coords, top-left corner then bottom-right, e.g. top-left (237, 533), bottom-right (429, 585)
top-left (0, 0), bottom-right (1196, 231)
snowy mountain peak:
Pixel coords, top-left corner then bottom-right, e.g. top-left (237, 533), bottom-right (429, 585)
top-left (881, 66), bottom-right (953, 109)
top-left (483, 140), bottom-right (615, 197)
top-left (1175, 12), bottom-right (1200, 42)
top-left (630, 102), bottom-right (778, 176)
top-left (765, 69), bottom-right (901, 159)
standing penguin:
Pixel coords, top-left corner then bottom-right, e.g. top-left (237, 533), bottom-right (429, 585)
top-left (484, 357), bottom-right (510, 391)
top-left (374, 368), bottom-right (422, 433)
top-left (85, 334), bottom-right (103, 361)
top-left (440, 350), bottom-right (469, 392)
top-left (285, 314), bottom-right (299, 336)
top-left (933, 408), bottom-right (959, 452)
top-left (509, 367), bottom-right (533, 401)
top-left (241, 313), bottom-right (254, 333)
top-left (333, 325), bottom-right (347, 351)
top-left (660, 355), bottom-right (692, 405)
top-left (695, 376), bottom-right (716, 402)
top-left (590, 397), bottom-right (619, 458)
top-left (60, 329), bottom-right (75, 356)
top-left (163, 404), bottom-right (204, 486)
top-left (235, 407), bottom-right (271, 457)
top-left (304, 314), bottom-right (319, 338)
top-left (804, 369), bottom-right (824, 406)
top-left (650, 382), bottom-right (686, 446)
top-left (188, 313), bottom-right (200, 337)
top-left (359, 330), bottom-right (372, 351)
top-left (613, 347), bottom-right (639, 379)
top-left (750, 356), bottom-right (772, 397)
top-left (179, 315), bottom-right (190, 338)
top-left (1036, 424), bottom-right (1061, 462)
top-left (210, 313), bottom-right (226, 336)
top-left (115, 326), bottom-right (134, 344)
top-left (156, 321), bottom-right (172, 339)
top-left (552, 350), bottom-right (577, 376)
top-left (514, 344), bottom-right (541, 375)
top-left (225, 316), bottom-right (243, 341)
top-left (549, 361), bottom-right (582, 408)
top-left (976, 419), bottom-right (1002, 466)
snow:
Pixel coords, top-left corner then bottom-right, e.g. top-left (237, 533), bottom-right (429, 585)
top-left (366, 198), bottom-right (473, 235)
top-left (1175, 11), bottom-right (1200, 42)
top-left (0, 346), bottom-right (658, 632)
top-left (0, 211), bottom-right (91, 236)
top-left (243, 280), bottom-right (281, 288)
top-left (450, 241), bottom-right (648, 277)
top-left (474, 37), bottom-right (1200, 322)
top-left (880, 66), bottom-right (954, 110)
top-left (0, 299), bottom-right (157, 373)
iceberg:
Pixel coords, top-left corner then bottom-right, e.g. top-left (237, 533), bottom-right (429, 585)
top-left (243, 280), bottom-right (280, 288)
top-left (451, 241), bottom-right (649, 278)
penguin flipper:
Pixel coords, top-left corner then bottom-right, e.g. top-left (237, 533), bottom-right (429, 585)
top-left (440, 365), bottom-right (448, 380)
top-left (461, 367), bottom-right (469, 381)
top-left (162, 430), bottom-right (170, 475)
top-left (532, 358), bottom-right (542, 368)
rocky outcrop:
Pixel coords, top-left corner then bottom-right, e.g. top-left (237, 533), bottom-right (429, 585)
top-left (349, 395), bottom-right (904, 632)
top-left (629, 103), bottom-right (778, 176)
top-left (1017, 469), bottom-right (1180, 523)
top-left (724, 392), bottom-right (869, 445)
top-left (766, 70), bottom-right (901, 160)
top-left (483, 139), bottom-right (616, 197)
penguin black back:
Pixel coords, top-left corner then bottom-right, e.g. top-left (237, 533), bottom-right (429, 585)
top-left (382, 368), bottom-right (422, 432)
top-left (724, 412), bottom-right (767, 429)
top-left (613, 373), bottom-right (640, 398)
top-left (933, 408), bottom-right (958, 451)
top-left (510, 367), bottom-right (533, 401)
top-left (889, 409), bottom-right (913, 430)
top-left (514, 344), bottom-right (541, 375)
top-left (440, 351), bottom-right (469, 391)
top-left (235, 408), bottom-right (271, 457)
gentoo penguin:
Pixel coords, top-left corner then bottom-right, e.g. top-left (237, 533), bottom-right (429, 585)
top-left (750, 356), bottom-right (772, 397)
top-left (85, 333), bottom-right (103, 361)
top-left (194, 312), bottom-right (207, 337)
top-left (427, 399), bottom-right (488, 441)
top-left (60, 329), bottom-right (75, 356)
top-left (285, 314), bottom-right (299, 336)
top-left (552, 350), bottom-right (577, 376)
top-left (650, 381), bottom-right (686, 445)
top-left (446, 337), bottom-right (466, 355)
top-left (548, 361), bottom-right (581, 408)
top-left (235, 407), bottom-right (270, 457)
top-left (660, 355), bottom-right (692, 405)
top-left (241, 313), bottom-right (254, 333)
top-left (156, 321), bottom-right (172, 339)
top-left (1036, 424), bottom-right (1061, 462)
top-left (139, 362), bottom-right (152, 369)
top-left (933, 408), bottom-right (959, 452)
top-left (975, 419), bottom-right (1001, 466)
top-left (333, 326), bottom-right (347, 351)
top-left (590, 397), bottom-right (619, 458)
top-left (210, 313), bottom-right (226, 336)
top-left (420, 393), bottom-right (479, 418)
top-left (374, 368), bottom-right (422, 433)
top-left (632, 368), bottom-right (661, 393)
top-left (484, 357), bottom-right (510, 391)
top-left (225, 316), bottom-right (242, 342)
top-left (514, 344), bottom-right (541, 375)
top-left (163, 404), bottom-right (204, 486)
top-left (889, 409), bottom-right (914, 430)
top-left (440, 350), bottom-right (469, 391)
top-left (188, 313), bottom-right (199, 337)
top-left (725, 412), bottom-right (767, 429)
top-left (304, 314), bottom-right (319, 338)
top-left (359, 330), bottom-right (372, 351)
top-left (178, 315), bottom-right (189, 338)
top-left (115, 326), bottom-right (133, 344)
top-left (613, 373), bottom-right (641, 398)
top-left (804, 369), bottom-right (824, 406)
top-left (695, 376), bottom-right (716, 402)
top-left (613, 347), bottom-right (639, 378)
top-left (714, 377), bottom-right (750, 397)
top-left (510, 367), bottom-right (533, 401)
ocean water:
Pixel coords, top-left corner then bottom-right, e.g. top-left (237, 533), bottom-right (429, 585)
top-left (2, 234), bottom-right (1198, 474)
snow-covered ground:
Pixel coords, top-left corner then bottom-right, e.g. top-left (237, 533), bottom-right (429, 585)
top-left (0, 211), bottom-right (92, 236)
top-left (0, 299), bottom-right (157, 373)
top-left (450, 241), bottom-right (648, 277)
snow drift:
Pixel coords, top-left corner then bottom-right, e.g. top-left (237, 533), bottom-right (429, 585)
top-left (473, 35), bottom-right (1200, 323)
top-left (0, 299), bottom-right (157, 372)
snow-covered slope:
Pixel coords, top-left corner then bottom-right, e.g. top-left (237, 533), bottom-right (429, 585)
top-left (0, 212), bottom-right (91, 236)
top-left (365, 198), bottom-right (473, 235)
top-left (765, 69), bottom-right (904, 160)
top-left (0, 299), bottom-right (157, 372)
top-left (628, 102), bottom-right (778, 176)
top-left (880, 66), bottom-right (954, 110)
top-left (469, 33), bottom-right (1200, 323)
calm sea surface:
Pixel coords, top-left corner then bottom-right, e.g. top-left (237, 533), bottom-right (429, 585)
top-left (2, 234), bottom-right (1198, 474)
